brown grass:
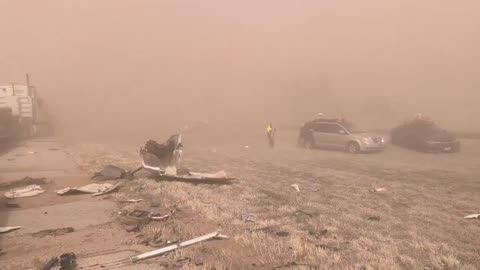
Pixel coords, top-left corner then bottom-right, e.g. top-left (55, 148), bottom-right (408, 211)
top-left (67, 137), bottom-right (480, 269)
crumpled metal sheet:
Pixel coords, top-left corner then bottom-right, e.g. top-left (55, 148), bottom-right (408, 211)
top-left (55, 183), bottom-right (113, 195)
top-left (4, 184), bottom-right (45, 199)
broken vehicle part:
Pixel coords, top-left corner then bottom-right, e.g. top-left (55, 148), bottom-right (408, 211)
top-left (0, 176), bottom-right (46, 190)
top-left (291, 184), bottom-right (300, 192)
top-left (92, 165), bottom-right (126, 180)
top-left (92, 181), bottom-right (123, 196)
top-left (4, 184), bottom-right (45, 199)
top-left (140, 135), bottom-right (183, 169)
top-left (130, 231), bottom-right (228, 262)
top-left (241, 213), bottom-right (256, 223)
top-left (59, 252), bottom-right (76, 270)
top-left (0, 226), bottom-right (21, 233)
top-left (464, 214), bottom-right (480, 219)
top-left (39, 257), bottom-right (59, 270)
top-left (32, 227), bottom-right (74, 237)
top-left (56, 183), bottom-right (114, 195)
top-left (55, 181), bottom-right (123, 196)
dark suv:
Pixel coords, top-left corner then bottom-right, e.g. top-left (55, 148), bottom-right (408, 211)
top-left (391, 119), bottom-right (460, 153)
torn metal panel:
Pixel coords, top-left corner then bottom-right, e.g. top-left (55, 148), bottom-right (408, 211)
top-left (55, 183), bottom-right (113, 195)
top-left (140, 134), bottom-right (183, 169)
top-left (4, 184), bottom-right (45, 199)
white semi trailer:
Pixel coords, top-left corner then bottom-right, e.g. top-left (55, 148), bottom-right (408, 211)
top-left (0, 74), bottom-right (50, 143)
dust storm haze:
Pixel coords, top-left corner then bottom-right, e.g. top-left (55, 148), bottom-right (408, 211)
top-left (1, 0), bottom-right (479, 141)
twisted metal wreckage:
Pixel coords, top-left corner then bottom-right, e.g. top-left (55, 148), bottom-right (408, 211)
top-left (134, 134), bottom-right (234, 182)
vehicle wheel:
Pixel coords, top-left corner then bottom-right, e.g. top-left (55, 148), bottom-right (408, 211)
top-left (346, 142), bottom-right (360, 153)
top-left (304, 139), bottom-right (315, 149)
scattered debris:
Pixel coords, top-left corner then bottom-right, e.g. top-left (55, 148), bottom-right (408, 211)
top-left (127, 210), bottom-right (151, 221)
top-left (59, 252), bottom-right (77, 270)
top-left (251, 225), bottom-right (289, 237)
top-left (291, 184), bottom-right (300, 192)
top-left (4, 184), bottom-right (45, 199)
top-left (92, 165), bottom-right (127, 180)
top-left (275, 231), bottom-right (290, 237)
top-left (137, 136), bottom-right (235, 183)
top-left (151, 208), bottom-right (176, 221)
top-left (39, 257), bottom-right (58, 270)
top-left (0, 226), bottom-right (21, 233)
top-left (5, 203), bottom-right (20, 208)
top-left (317, 243), bottom-right (340, 251)
top-left (244, 145), bottom-right (249, 149)
top-left (56, 183), bottom-right (114, 195)
top-left (48, 148), bottom-right (60, 151)
top-left (309, 229), bottom-right (328, 239)
top-left (368, 216), bottom-right (381, 222)
top-left (273, 262), bottom-right (316, 269)
top-left (294, 210), bottom-right (313, 218)
top-left (150, 202), bottom-right (160, 208)
top-left (372, 187), bottom-right (387, 193)
top-left (56, 181), bottom-right (123, 196)
top-left (241, 213), bottom-right (257, 223)
top-left (92, 181), bottom-right (123, 196)
top-left (130, 231), bottom-right (229, 262)
top-left (139, 135), bottom-right (183, 169)
top-left (28, 151), bottom-right (36, 154)
top-left (0, 176), bottom-right (47, 190)
top-left (120, 199), bottom-right (143, 203)
top-left (464, 214), bottom-right (480, 219)
top-left (32, 227), bottom-right (74, 237)
top-left (7, 158), bottom-right (15, 161)
top-left (125, 224), bottom-right (140, 233)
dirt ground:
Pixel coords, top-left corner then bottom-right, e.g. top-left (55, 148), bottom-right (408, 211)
top-left (1, 129), bottom-right (479, 269)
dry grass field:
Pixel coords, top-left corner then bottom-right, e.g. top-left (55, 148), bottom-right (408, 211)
top-left (65, 129), bottom-right (480, 269)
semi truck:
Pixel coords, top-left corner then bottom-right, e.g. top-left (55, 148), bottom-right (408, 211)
top-left (0, 74), bottom-right (51, 145)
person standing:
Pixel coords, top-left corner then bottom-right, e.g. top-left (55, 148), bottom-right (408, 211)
top-left (266, 123), bottom-right (275, 148)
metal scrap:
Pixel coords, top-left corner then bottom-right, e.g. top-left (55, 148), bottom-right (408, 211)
top-left (4, 184), bottom-right (45, 199)
top-left (0, 226), bottom-right (21, 234)
top-left (130, 231), bottom-right (228, 262)
top-left (32, 227), bottom-right (74, 237)
top-left (291, 184), bottom-right (300, 192)
top-left (92, 165), bottom-right (126, 180)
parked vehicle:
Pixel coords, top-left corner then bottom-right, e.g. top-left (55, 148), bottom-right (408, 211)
top-left (391, 119), bottom-right (460, 153)
top-left (298, 118), bottom-right (386, 153)
top-left (0, 74), bottom-right (51, 143)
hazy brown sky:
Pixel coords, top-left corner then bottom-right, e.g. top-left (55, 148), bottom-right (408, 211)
top-left (1, 0), bottom-right (479, 138)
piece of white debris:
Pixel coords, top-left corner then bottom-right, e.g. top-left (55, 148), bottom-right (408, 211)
top-left (464, 214), bottom-right (480, 219)
top-left (121, 199), bottom-right (143, 203)
top-left (5, 185), bottom-right (45, 199)
top-left (0, 226), bottom-right (21, 234)
top-left (291, 184), bottom-right (300, 192)
top-left (374, 188), bottom-right (387, 193)
top-left (131, 231), bottom-right (228, 262)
